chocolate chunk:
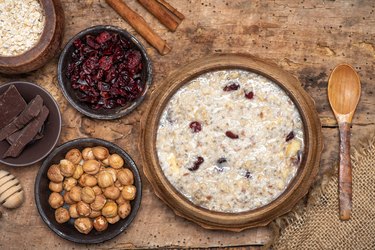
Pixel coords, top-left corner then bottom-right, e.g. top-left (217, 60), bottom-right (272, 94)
top-left (3, 106), bottom-right (49, 158)
top-left (0, 85), bottom-right (27, 129)
top-left (0, 95), bottom-right (43, 141)
top-left (6, 125), bottom-right (44, 145)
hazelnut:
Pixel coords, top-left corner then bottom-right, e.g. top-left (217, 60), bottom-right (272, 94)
top-left (77, 201), bottom-right (91, 216)
top-left (106, 215), bottom-right (120, 224)
top-left (92, 186), bottom-right (102, 195)
top-left (102, 201), bottom-right (118, 218)
top-left (117, 169), bottom-right (134, 186)
top-left (73, 164), bottom-right (83, 179)
top-left (121, 185), bottom-right (136, 200)
top-left (83, 160), bottom-right (101, 175)
top-left (74, 217), bottom-right (93, 234)
top-left (65, 149), bottom-right (82, 164)
top-left (82, 147), bottom-right (95, 160)
top-left (81, 187), bottom-right (96, 204)
top-left (69, 204), bottom-right (79, 218)
top-left (63, 177), bottom-right (77, 191)
top-left (103, 186), bottom-right (121, 200)
top-left (118, 202), bottom-right (131, 219)
top-left (79, 174), bottom-right (97, 187)
top-left (97, 171), bottom-right (114, 188)
top-left (59, 159), bottom-right (76, 177)
top-left (92, 146), bottom-right (109, 160)
top-left (63, 191), bottom-right (75, 205)
top-left (116, 195), bottom-right (127, 205)
top-left (108, 154), bottom-right (124, 169)
top-left (90, 194), bottom-right (107, 211)
top-left (93, 216), bottom-right (108, 231)
top-left (69, 186), bottom-right (82, 202)
top-left (49, 182), bottom-right (63, 193)
top-left (102, 158), bottom-right (109, 166)
top-left (105, 168), bottom-right (117, 182)
top-left (48, 192), bottom-right (64, 209)
top-left (47, 164), bottom-right (64, 182)
top-left (89, 209), bottom-right (102, 218)
top-left (114, 180), bottom-right (122, 189)
top-left (55, 207), bottom-right (70, 224)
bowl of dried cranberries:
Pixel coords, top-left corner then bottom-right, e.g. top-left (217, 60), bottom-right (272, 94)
top-left (57, 25), bottom-right (152, 119)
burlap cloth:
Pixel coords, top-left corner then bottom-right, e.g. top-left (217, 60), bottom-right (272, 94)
top-left (269, 134), bottom-right (375, 250)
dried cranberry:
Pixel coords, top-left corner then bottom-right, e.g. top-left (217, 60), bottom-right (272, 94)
top-left (189, 121), bottom-right (202, 133)
top-left (225, 131), bottom-right (239, 139)
top-left (245, 91), bottom-right (254, 99)
top-left (188, 156), bottom-right (204, 171)
top-left (95, 31), bottom-right (112, 44)
top-left (223, 82), bottom-right (240, 91)
top-left (286, 131), bottom-right (295, 141)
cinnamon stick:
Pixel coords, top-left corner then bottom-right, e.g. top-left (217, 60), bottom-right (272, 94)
top-left (105, 0), bottom-right (171, 55)
top-left (156, 0), bottom-right (185, 21)
top-left (138, 0), bottom-right (184, 32)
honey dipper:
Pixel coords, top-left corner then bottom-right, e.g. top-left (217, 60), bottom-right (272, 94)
top-left (0, 170), bottom-right (25, 209)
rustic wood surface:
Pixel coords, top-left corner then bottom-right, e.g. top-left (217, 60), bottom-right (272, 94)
top-left (0, 0), bottom-right (374, 249)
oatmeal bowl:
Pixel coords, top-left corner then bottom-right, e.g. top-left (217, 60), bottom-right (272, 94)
top-left (141, 54), bottom-right (322, 231)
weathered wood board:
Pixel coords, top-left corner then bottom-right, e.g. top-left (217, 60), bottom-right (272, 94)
top-left (0, 0), bottom-right (374, 249)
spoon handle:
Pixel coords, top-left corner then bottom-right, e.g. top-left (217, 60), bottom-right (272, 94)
top-left (338, 122), bottom-right (352, 220)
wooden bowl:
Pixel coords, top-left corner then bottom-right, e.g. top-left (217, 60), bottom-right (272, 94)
top-left (0, 0), bottom-right (64, 74)
top-left (140, 54), bottom-right (323, 231)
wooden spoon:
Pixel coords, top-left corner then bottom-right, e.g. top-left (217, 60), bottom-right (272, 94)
top-left (328, 64), bottom-right (361, 220)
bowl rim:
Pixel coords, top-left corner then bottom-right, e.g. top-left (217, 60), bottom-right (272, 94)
top-left (140, 53), bottom-right (323, 231)
top-left (34, 137), bottom-right (142, 244)
top-left (0, 81), bottom-right (62, 167)
top-left (57, 25), bottom-right (153, 120)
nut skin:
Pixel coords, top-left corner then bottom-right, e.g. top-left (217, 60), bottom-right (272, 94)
top-left (93, 216), bottom-right (108, 231)
top-left (106, 215), bottom-right (120, 224)
top-left (81, 187), bottom-right (96, 204)
top-left (108, 154), bottom-right (124, 169)
top-left (117, 169), bottom-right (134, 186)
top-left (74, 217), bottom-right (93, 234)
top-left (73, 164), bottom-right (83, 179)
top-left (79, 174), bottom-right (97, 187)
top-left (121, 185), bottom-right (136, 201)
top-left (77, 201), bottom-right (91, 217)
top-left (69, 204), bottom-right (79, 218)
top-left (69, 186), bottom-right (82, 202)
top-left (59, 159), bottom-right (76, 177)
top-left (82, 148), bottom-right (95, 160)
top-left (102, 201), bottom-right (118, 218)
top-left (48, 192), bottom-right (64, 209)
top-left (118, 202), bottom-right (131, 219)
top-left (89, 209), bottom-right (102, 218)
top-left (83, 160), bottom-right (101, 175)
top-left (90, 194), bottom-right (107, 211)
top-left (92, 146), bottom-right (109, 160)
top-left (47, 164), bottom-right (64, 182)
top-left (92, 186), bottom-right (102, 195)
top-left (55, 207), bottom-right (70, 224)
top-left (63, 191), bottom-right (75, 205)
top-left (65, 149), bottom-right (82, 165)
top-left (97, 171), bottom-right (114, 188)
top-left (103, 186), bottom-right (121, 200)
top-left (49, 182), bottom-right (63, 193)
top-left (63, 177), bottom-right (77, 191)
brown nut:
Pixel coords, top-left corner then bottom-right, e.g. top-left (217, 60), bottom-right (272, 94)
top-left (49, 182), bottom-right (63, 193)
top-left (83, 160), bottom-right (101, 175)
top-left (105, 168), bottom-right (117, 182)
top-left (63, 191), bottom-right (75, 205)
top-left (93, 216), bottom-right (108, 231)
top-left (69, 186), bottom-right (82, 202)
top-left (73, 164), bottom-right (83, 179)
top-left (114, 180), bottom-right (122, 189)
top-left (115, 195), bottom-right (127, 205)
top-left (90, 194), bottom-right (107, 211)
top-left (77, 201), bottom-right (91, 216)
top-left (48, 192), bottom-right (64, 209)
top-left (47, 164), bottom-right (64, 182)
top-left (106, 215), bottom-right (120, 224)
top-left (55, 207), bottom-right (70, 224)
top-left (79, 174), bottom-right (97, 187)
top-left (81, 187), bottom-right (96, 204)
top-left (121, 185), bottom-right (136, 200)
top-left (69, 204), bottom-right (79, 218)
top-left (59, 159), bottom-right (76, 177)
top-left (103, 186), bottom-right (120, 200)
top-left (118, 202), bottom-right (131, 219)
top-left (74, 217), bottom-right (93, 234)
top-left (89, 209), bottom-right (102, 218)
top-left (97, 171), bottom-right (114, 188)
top-left (117, 169), bottom-right (134, 186)
top-left (108, 154), bottom-right (124, 169)
top-left (102, 201), bottom-right (118, 218)
top-left (92, 146), bottom-right (109, 160)
top-left (65, 149), bottom-right (82, 164)
top-left (63, 177), bottom-right (77, 191)
top-left (102, 158), bottom-right (109, 166)
top-left (92, 186), bottom-right (102, 195)
top-left (82, 147), bottom-right (95, 160)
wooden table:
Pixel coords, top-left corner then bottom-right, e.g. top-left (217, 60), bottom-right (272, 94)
top-left (0, 0), bottom-right (374, 249)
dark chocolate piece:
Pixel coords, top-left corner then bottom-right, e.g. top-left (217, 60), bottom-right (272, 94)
top-left (0, 85), bottom-right (27, 129)
top-left (6, 125), bottom-right (44, 145)
top-left (0, 95), bottom-right (43, 141)
top-left (3, 106), bottom-right (49, 158)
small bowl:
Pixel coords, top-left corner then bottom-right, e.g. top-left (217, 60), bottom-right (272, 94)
top-left (35, 138), bottom-right (142, 244)
top-left (57, 25), bottom-right (153, 120)
top-left (0, 81), bottom-right (62, 167)
top-left (0, 0), bottom-right (64, 74)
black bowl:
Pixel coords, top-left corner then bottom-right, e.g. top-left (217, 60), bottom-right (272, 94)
top-left (35, 138), bottom-right (142, 244)
top-left (57, 25), bottom-right (153, 120)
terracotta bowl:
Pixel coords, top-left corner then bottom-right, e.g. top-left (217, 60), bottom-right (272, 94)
top-left (140, 54), bottom-right (323, 231)
top-left (0, 0), bottom-right (64, 74)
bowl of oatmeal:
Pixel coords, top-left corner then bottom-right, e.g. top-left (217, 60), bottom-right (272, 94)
top-left (141, 54), bottom-right (322, 231)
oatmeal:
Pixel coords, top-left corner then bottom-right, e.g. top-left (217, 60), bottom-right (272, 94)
top-left (156, 70), bottom-right (304, 213)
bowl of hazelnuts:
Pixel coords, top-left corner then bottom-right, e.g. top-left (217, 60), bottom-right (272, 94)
top-left (34, 138), bottom-right (142, 243)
